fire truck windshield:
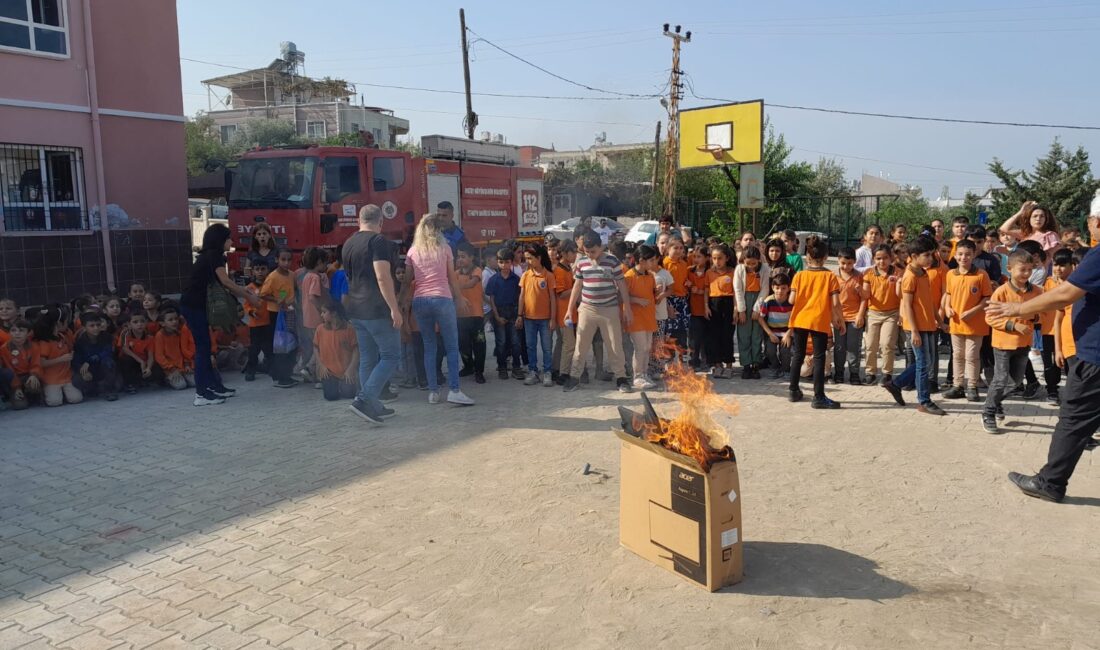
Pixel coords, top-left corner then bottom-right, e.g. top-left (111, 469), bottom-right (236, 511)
top-left (228, 157), bottom-right (317, 209)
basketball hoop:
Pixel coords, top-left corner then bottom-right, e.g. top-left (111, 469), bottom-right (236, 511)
top-left (697, 144), bottom-right (724, 161)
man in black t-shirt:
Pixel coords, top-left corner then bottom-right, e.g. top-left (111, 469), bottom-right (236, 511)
top-left (343, 204), bottom-right (403, 425)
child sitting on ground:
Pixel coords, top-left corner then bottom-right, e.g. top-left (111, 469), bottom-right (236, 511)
top-left (155, 308), bottom-right (196, 390)
top-left (755, 273), bottom-right (794, 379)
top-left (118, 312), bottom-right (158, 394)
top-left (72, 311), bottom-right (119, 401)
top-left (0, 318), bottom-right (40, 409)
top-left (314, 301), bottom-right (359, 401)
top-left (33, 306), bottom-right (83, 407)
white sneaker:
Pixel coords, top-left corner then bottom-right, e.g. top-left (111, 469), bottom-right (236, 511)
top-left (447, 390), bottom-right (475, 406)
top-left (193, 393), bottom-right (225, 406)
top-left (633, 377), bottom-right (658, 390)
top-left (523, 373), bottom-right (541, 386)
top-left (428, 391), bottom-right (441, 404)
top-left (542, 374), bottom-right (554, 387)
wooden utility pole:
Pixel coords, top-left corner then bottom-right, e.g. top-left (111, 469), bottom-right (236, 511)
top-left (650, 120), bottom-right (662, 207)
top-left (460, 8), bottom-right (477, 139)
top-left (661, 24), bottom-right (690, 217)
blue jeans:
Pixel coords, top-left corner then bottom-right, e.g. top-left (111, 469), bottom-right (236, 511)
top-left (180, 304), bottom-right (221, 395)
top-left (524, 319), bottom-right (552, 374)
top-left (895, 331), bottom-right (936, 405)
top-left (492, 316), bottom-right (522, 370)
top-left (350, 317), bottom-right (400, 411)
top-left (412, 297), bottom-right (462, 392)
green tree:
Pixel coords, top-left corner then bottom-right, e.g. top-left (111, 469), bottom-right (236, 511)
top-left (229, 118), bottom-right (301, 150)
top-left (872, 195), bottom-right (934, 233)
top-left (184, 114), bottom-right (231, 177)
top-left (808, 157), bottom-right (851, 197)
top-left (988, 139), bottom-right (1100, 225)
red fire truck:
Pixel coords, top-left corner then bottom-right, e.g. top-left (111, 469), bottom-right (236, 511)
top-left (225, 136), bottom-right (545, 268)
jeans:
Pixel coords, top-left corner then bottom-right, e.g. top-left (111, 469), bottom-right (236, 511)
top-left (524, 318), bottom-right (552, 374)
top-left (350, 317), bottom-right (400, 412)
top-left (833, 321), bottom-right (864, 378)
top-left (180, 304), bottom-right (222, 394)
top-left (492, 316), bottom-right (522, 370)
top-left (412, 296), bottom-right (461, 392)
top-left (1038, 358), bottom-right (1100, 493)
top-left (983, 346), bottom-right (1030, 417)
top-left (765, 336), bottom-right (791, 376)
top-left (894, 331), bottom-right (936, 405)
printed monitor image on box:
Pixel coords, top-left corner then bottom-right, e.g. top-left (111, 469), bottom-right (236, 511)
top-left (616, 392), bottom-right (743, 592)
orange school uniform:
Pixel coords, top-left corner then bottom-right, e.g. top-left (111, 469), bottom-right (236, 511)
top-left (1, 340), bottom-right (41, 387)
top-left (1039, 277), bottom-right (1059, 335)
top-left (314, 324), bottom-right (357, 377)
top-left (865, 268), bottom-right (901, 312)
top-left (624, 268), bottom-right (658, 334)
top-left (261, 270), bottom-right (296, 313)
top-left (986, 281), bottom-right (1043, 350)
top-left (34, 338), bottom-right (74, 386)
top-left (662, 258), bottom-right (690, 297)
top-left (686, 268), bottom-right (708, 316)
top-left (945, 268), bottom-right (993, 336)
top-left (706, 268), bottom-right (735, 297)
top-left (900, 266), bottom-right (938, 333)
top-left (520, 268), bottom-right (555, 321)
top-left (835, 269), bottom-right (864, 323)
top-left (552, 263), bottom-right (574, 327)
top-left (457, 266), bottom-right (484, 318)
top-left (155, 327), bottom-right (196, 373)
top-left (245, 282), bottom-right (271, 327)
top-left (789, 267), bottom-right (840, 334)
top-left (1059, 304), bottom-right (1076, 358)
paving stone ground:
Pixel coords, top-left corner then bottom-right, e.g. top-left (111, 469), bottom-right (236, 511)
top-left (1, 363), bottom-right (1098, 649)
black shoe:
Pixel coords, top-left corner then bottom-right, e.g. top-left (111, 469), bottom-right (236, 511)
top-left (274, 380), bottom-right (298, 389)
top-left (831, 373), bottom-right (844, 384)
top-left (215, 385), bottom-right (237, 395)
top-left (244, 372), bottom-right (256, 382)
top-left (563, 376), bottom-right (580, 392)
top-left (811, 397), bottom-right (841, 409)
top-left (788, 388), bottom-right (803, 403)
top-left (598, 371), bottom-right (614, 382)
top-left (848, 372), bottom-right (861, 385)
top-left (616, 377), bottom-right (632, 393)
top-left (379, 387), bottom-right (399, 403)
top-left (124, 385), bottom-right (138, 395)
top-left (752, 367), bottom-right (763, 379)
top-left (880, 373), bottom-right (892, 386)
top-left (475, 373), bottom-right (486, 384)
top-left (862, 374), bottom-right (878, 385)
top-left (995, 405), bottom-right (1006, 421)
top-left (928, 381), bottom-right (941, 394)
top-left (1085, 438), bottom-right (1099, 451)
top-left (512, 368), bottom-right (526, 381)
top-left (498, 369), bottom-right (509, 380)
top-left (1022, 383), bottom-right (1040, 400)
top-left (883, 381), bottom-right (906, 406)
top-left (942, 386), bottom-right (966, 399)
top-left (1007, 472), bottom-right (1063, 503)
top-left (550, 371), bottom-right (560, 382)
top-left (917, 401), bottom-right (946, 416)
top-left (458, 367), bottom-right (475, 378)
top-left (1045, 392), bottom-right (1059, 405)
top-left (741, 367), bottom-right (752, 380)
top-left (982, 414), bottom-right (1000, 434)
top-left (580, 370), bottom-right (590, 384)
top-left (376, 406), bottom-right (396, 420)
top-left (105, 393), bottom-right (119, 402)
top-left (966, 387), bottom-right (981, 402)
top-left (349, 400), bottom-right (383, 425)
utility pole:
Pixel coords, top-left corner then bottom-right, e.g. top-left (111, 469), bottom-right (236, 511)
top-left (460, 8), bottom-right (477, 139)
top-left (661, 23), bottom-right (690, 217)
top-left (650, 121), bottom-right (662, 208)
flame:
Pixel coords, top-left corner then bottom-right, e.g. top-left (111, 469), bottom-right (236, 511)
top-left (640, 342), bottom-right (737, 472)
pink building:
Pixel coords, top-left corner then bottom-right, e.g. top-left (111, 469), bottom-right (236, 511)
top-left (0, 0), bottom-right (188, 307)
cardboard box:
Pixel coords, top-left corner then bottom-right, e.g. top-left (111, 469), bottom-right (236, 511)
top-left (615, 427), bottom-right (743, 591)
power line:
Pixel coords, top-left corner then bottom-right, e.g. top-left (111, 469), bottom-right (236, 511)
top-left (792, 148), bottom-right (998, 177)
top-left (464, 28), bottom-right (662, 99)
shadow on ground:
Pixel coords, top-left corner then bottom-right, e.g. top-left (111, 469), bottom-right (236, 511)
top-left (729, 541), bottom-right (916, 600)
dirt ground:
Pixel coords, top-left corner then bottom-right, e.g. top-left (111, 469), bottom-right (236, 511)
top-left (1, 369), bottom-right (1098, 649)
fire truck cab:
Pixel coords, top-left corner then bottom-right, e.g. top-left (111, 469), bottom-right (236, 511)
top-left (226, 137), bottom-right (545, 269)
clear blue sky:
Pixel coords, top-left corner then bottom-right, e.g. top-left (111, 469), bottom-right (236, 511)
top-left (177, 0), bottom-right (1100, 198)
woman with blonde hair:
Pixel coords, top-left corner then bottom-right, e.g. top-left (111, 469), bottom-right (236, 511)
top-left (402, 213), bottom-right (476, 406)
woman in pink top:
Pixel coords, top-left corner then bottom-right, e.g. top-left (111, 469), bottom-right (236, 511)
top-left (403, 214), bottom-right (475, 406)
top-left (999, 200), bottom-right (1061, 255)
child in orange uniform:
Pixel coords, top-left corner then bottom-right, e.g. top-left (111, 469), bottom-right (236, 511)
top-left (981, 250), bottom-right (1042, 433)
top-left (684, 245), bottom-right (709, 370)
top-left (942, 239), bottom-right (992, 402)
top-left (455, 245), bottom-right (487, 384)
top-left (704, 243), bottom-right (736, 377)
top-left (244, 261), bottom-right (273, 381)
top-left (33, 306), bottom-right (83, 407)
top-left (833, 247), bottom-right (867, 384)
top-left (314, 301), bottom-right (359, 401)
top-left (625, 245), bottom-right (660, 390)
top-left (118, 312), bottom-right (159, 393)
top-left (786, 236), bottom-right (844, 409)
top-left (155, 308), bottom-right (196, 390)
top-left (518, 243), bottom-right (557, 387)
top-left (261, 248), bottom-right (298, 388)
top-left (1, 319), bottom-right (40, 409)
top-left (551, 240), bottom-right (577, 384)
top-left (862, 244), bottom-right (900, 385)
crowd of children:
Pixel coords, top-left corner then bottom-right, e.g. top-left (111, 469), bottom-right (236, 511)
top-left (2, 200), bottom-right (1094, 445)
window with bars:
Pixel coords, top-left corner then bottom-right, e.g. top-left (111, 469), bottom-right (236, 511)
top-left (0, 0), bottom-right (68, 57)
top-left (306, 121), bottom-right (326, 139)
top-left (0, 143), bottom-right (88, 232)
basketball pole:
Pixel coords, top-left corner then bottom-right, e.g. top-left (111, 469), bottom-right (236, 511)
top-left (661, 24), bottom-right (690, 218)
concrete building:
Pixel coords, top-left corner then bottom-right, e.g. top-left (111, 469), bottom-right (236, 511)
top-left (536, 140), bottom-right (654, 172)
top-left (0, 0), bottom-right (189, 306)
top-left (201, 43), bottom-right (409, 148)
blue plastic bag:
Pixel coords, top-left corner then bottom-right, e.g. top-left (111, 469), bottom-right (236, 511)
top-left (273, 310), bottom-right (298, 355)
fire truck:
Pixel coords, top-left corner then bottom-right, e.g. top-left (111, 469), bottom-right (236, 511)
top-left (225, 135), bottom-right (545, 269)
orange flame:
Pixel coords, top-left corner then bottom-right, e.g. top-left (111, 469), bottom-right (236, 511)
top-left (640, 341), bottom-right (737, 472)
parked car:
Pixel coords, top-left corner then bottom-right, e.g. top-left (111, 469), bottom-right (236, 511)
top-left (543, 217), bottom-right (625, 243)
top-left (625, 220), bottom-right (660, 244)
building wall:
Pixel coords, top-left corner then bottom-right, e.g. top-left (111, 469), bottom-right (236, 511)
top-left (0, 0), bottom-right (189, 304)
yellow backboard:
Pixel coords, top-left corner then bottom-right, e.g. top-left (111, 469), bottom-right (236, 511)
top-left (677, 100), bottom-right (764, 169)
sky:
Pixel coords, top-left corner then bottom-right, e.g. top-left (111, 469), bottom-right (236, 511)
top-left (176, 0), bottom-right (1100, 198)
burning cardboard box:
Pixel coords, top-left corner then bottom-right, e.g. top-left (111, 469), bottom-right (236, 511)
top-left (614, 359), bottom-right (743, 592)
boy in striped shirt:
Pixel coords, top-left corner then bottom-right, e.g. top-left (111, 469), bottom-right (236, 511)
top-left (755, 272), bottom-right (795, 379)
top-left (562, 231), bottom-right (633, 393)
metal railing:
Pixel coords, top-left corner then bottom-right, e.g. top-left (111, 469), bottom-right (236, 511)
top-left (0, 143), bottom-right (88, 233)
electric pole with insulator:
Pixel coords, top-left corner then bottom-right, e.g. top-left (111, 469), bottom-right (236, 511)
top-left (661, 24), bottom-right (690, 217)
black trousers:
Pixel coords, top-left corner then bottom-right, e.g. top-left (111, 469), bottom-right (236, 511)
top-left (1038, 358), bottom-right (1100, 492)
top-left (689, 315), bottom-right (708, 368)
top-left (246, 323), bottom-right (274, 373)
top-left (322, 376), bottom-right (358, 401)
top-left (706, 297), bottom-right (735, 364)
top-left (1024, 334), bottom-right (1060, 395)
top-left (789, 328), bottom-right (828, 399)
top-left (119, 356), bottom-right (163, 387)
top-left (457, 316), bottom-right (486, 374)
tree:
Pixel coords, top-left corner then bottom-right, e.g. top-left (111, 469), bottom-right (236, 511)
top-left (988, 139), bottom-right (1100, 225)
top-left (184, 114), bottom-right (231, 177)
top-left (872, 195), bottom-right (934, 233)
top-left (229, 118), bottom-right (301, 150)
top-left (808, 157), bottom-right (851, 197)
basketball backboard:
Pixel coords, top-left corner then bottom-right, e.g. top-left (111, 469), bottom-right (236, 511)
top-left (677, 100), bottom-right (764, 170)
